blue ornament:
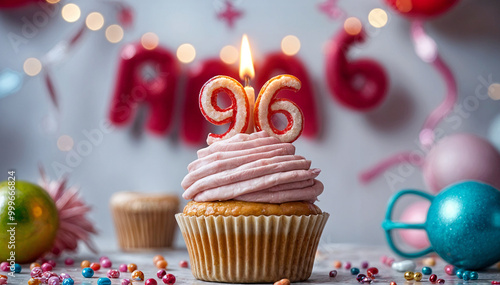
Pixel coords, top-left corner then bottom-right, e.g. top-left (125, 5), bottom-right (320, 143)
top-left (462, 270), bottom-right (471, 281)
top-left (82, 267), bottom-right (94, 278)
top-left (62, 278), bottom-right (74, 285)
top-left (470, 271), bottom-right (479, 280)
top-left (350, 267), bottom-right (360, 275)
top-left (421, 266), bottom-right (432, 275)
top-left (383, 181), bottom-right (500, 270)
top-left (97, 277), bottom-right (111, 285)
top-left (455, 268), bottom-right (464, 279)
top-left (10, 263), bottom-right (21, 273)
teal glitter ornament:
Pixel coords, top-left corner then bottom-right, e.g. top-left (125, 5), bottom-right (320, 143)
top-left (382, 181), bottom-right (500, 270)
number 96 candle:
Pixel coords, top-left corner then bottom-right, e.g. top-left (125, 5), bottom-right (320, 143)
top-left (200, 34), bottom-right (304, 145)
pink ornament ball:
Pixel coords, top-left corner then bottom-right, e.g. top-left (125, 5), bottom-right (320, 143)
top-left (41, 263), bottom-right (53, 272)
top-left (119, 264), bottom-right (128, 272)
top-left (399, 201), bottom-right (431, 249)
top-left (423, 134), bottom-right (500, 192)
top-left (0, 262), bottom-right (8, 272)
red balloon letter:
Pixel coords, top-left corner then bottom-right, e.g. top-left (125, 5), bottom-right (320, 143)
top-left (109, 43), bottom-right (179, 135)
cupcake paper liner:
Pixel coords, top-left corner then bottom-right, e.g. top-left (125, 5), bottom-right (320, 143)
top-left (112, 206), bottom-right (178, 250)
top-left (176, 212), bottom-right (329, 283)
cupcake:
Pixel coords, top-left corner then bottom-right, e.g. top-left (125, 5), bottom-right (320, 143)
top-left (176, 131), bottom-right (328, 283)
top-left (110, 192), bottom-right (179, 250)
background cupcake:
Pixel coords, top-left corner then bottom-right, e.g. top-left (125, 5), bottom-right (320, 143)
top-left (110, 192), bottom-right (179, 250)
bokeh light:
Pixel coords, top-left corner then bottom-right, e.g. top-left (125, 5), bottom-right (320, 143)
top-left (46, 0), bottom-right (60, 4)
top-left (23, 58), bottom-right (42, 76)
top-left (368, 8), bottom-right (388, 28)
top-left (86, 12), bottom-right (104, 31)
top-left (344, 17), bottom-right (362, 35)
top-left (105, 25), bottom-right (124, 44)
top-left (488, 83), bottom-right (500, 100)
top-left (220, 45), bottom-right (239, 64)
top-left (61, 3), bottom-right (81, 23)
top-left (281, 35), bottom-right (301, 56)
top-left (141, 32), bottom-right (159, 50)
top-left (57, 135), bottom-right (74, 152)
top-left (177, 43), bottom-right (196, 64)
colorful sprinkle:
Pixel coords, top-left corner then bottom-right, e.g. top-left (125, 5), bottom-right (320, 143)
top-left (127, 263), bottom-right (137, 273)
top-left (456, 268), bottom-right (464, 279)
top-left (414, 272), bottom-right (423, 281)
top-left (48, 276), bottom-right (60, 285)
top-left (97, 277), bottom-right (112, 285)
top-left (82, 267), bottom-right (94, 278)
top-left (273, 279), bottom-right (290, 285)
top-left (470, 271), bottom-right (478, 280)
top-left (90, 262), bottom-right (101, 271)
top-left (333, 260), bottom-right (342, 268)
top-left (404, 271), bottom-right (414, 281)
top-left (62, 278), bottom-right (74, 285)
top-left (47, 260), bottom-right (56, 268)
top-left (121, 279), bottom-right (131, 285)
top-left (162, 273), bottom-right (176, 284)
top-left (101, 259), bottom-right (112, 268)
top-left (157, 269), bottom-right (167, 278)
top-left (31, 266), bottom-right (43, 278)
top-left (390, 282), bottom-right (397, 285)
top-left (11, 263), bottom-right (21, 273)
top-left (344, 261), bottom-right (352, 270)
top-left (366, 267), bottom-right (378, 278)
top-left (64, 258), bottom-right (74, 266)
top-left (119, 264), bottom-right (128, 272)
top-left (350, 267), bottom-right (360, 275)
top-left (437, 279), bottom-right (445, 284)
top-left (107, 269), bottom-right (120, 278)
top-left (429, 273), bottom-right (438, 283)
top-left (80, 260), bottom-right (90, 269)
top-left (59, 273), bottom-right (72, 280)
top-left (179, 260), bottom-right (189, 268)
top-left (444, 265), bottom-right (455, 275)
top-left (131, 270), bottom-right (144, 281)
top-left (463, 271), bottom-right (471, 281)
top-left (29, 262), bottom-right (41, 270)
top-left (146, 278), bottom-right (158, 285)
top-left (361, 261), bottom-right (369, 269)
top-left (0, 263), bottom-right (8, 272)
top-left (422, 266), bottom-right (432, 275)
top-left (156, 259), bottom-right (168, 269)
top-left (356, 273), bottom-right (366, 282)
top-left (153, 255), bottom-right (164, 264)
top-left (329, 270), bottom-right (337, 278)
top-left (28, 278), bottom-right (41, 285)
top-left (422, 257), bottom-right (436, 266)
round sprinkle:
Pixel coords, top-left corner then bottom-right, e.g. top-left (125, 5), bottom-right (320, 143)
top-left (470, 271), bottom-right (478, 280)
top-left (344, 261), bottom-right (351, 270)
top-left (153, 255), bottom-right (164, 264)
top-left (361, 261), bottom-right (369, 269)
top-left (333, 260), bottom-right (342, 268)
top-left (47, 260), bottom-right (56, 268)
top-left (437, 279), bottom-right (445, 284)
top-left (422, 266), bottom-right (432, 275)
top-left (162, 273), bottom-right (176, 284)
top-left (29, 263), bottom-right (40, 270)
top-left (118, 264), bottom-right (127, 272)
top-left (156, 259), bottom-right (168, 269)
top-left (99, 256), bottom-right (109, 262)
top-left (101, 259), bottom-right (112, 268)
top-left (80, 260), bottom-right (90, 269)
top-left (62, 278), bottom-right (74, 285)
top-left (48, 276), bottom-right (60, 285)
top-left (82, 267), bottom-right (94, 278)
top-left (390, 282), bottom-right (397, 285)
top-left (179, 260), bottom-right (189, 268)
top-left (64, 258), bottom-right (74, 266)
top-left (456, 268), bottom-right (464, 279)
top-left (404, 271), bottom-right (414, 281)
top-left (127, 263), bottom-right (137, 273)
top-left (356, 274), bottom-right (366, 282)
top-left (145, 278), bottom-right (158, 285)
top-left (367, 267), bottom-right (378, 278)
top-left (157, 269), bottom-right (167, 279)
top-left (463, 271), bottom-right (471, 281)
top-left (414, 272), bottom-right (423, 281)
top-left (492, 281), bottom-right (500, 285)
top-left (31, 266), bottom-right (43, 278)
top-left (42, 263), bottom-right (53, 272)
top-left (97, 277), bottom-right (111, 285)
top-left (28, 278), bottom-right (41, 285)
top-left (350, 267), bottom-right (360, 275)
top-left (429, 274), bottom-right (437, 283)
top-left (107, 269), bottom-right (120, 278)
top-left (361, 277), bottom-right (373, 284)
top-left (131, 270), bottom-right (144, 281)
top-left (11, 264), bottom-right (21, 273)
top-left (329, 270), bottom-right (337, 278)
top-left (273, 279), bottom-right (290, 285)
top-left (59, 273), bottom-right (71, 280)
top-left (422, 257), bottom-right (436, 266)
top-left (121, 279), bottom-right (131, 285)
top-left (444, 264), bottom-right (455, 275)
top-left (90, 262), bottom-right (101, 271)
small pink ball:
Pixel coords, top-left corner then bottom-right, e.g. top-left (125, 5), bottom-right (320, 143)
top-left (64, 258), bottom-right (74, 266)
top-left (145, 278), bottom-right (158, 285)
top-left (31, 267), bottom-right (43, 278)
top-left (48, 276), bottom-right (60, 285)
top-left (162, 273), bottom-right (176, 284)
top-left (0, 279), bottom-right (7, 285)
top-left (99, 256), bottom-right (108, 262)
top-left (121, 279), bottom-right (131, 285)
top-left (179, 260), bottom-right (189, 268)
top-left (107, 269), bottom-right (120, 278)
top-left (423, 134), bottom-right (500, 192)
top-left (41, 263), bottom-right (53, 272)
top-left (0, 262), bottom-right (8, 272)
top-left (101, 259), bottom-right (112, 268)
top-left (47, 260), bottom-right (56, 268)
top-left (399, 201), bottom-right (431, 249)
top-left (119, 264), bottom-right (128, 272)
top-left (157, 269), bottom-right (167, 278)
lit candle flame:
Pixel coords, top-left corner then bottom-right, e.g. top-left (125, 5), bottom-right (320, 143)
top-left (239, 34), bottom-right (255, 84)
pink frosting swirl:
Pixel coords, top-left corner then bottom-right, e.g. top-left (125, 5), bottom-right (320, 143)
top-left (181, 131), bottom-right (324, 203)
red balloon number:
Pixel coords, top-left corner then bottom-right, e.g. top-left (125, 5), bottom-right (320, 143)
top-left (325, 28), bottom-right (388, 111)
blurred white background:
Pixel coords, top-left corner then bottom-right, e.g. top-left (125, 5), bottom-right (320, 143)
top-left (0, 0), bottom-right (499, 252)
